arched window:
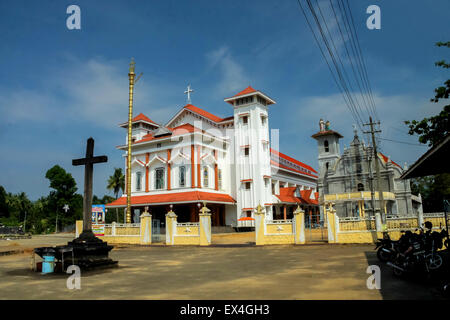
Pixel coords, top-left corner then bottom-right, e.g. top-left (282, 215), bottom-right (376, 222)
top-left (203, 167), bottom-right (209, 188)
top-left (179, 166), bottom-right (185, 187)
top-left (155, 168), bottom-right (164, 190)
top-left (136, 171), bottom-right (142, 191)
top-left (218, 169), bottom-right (222, 190)
top-left (357, 183), bottom-right (364, 191)
top-left (324, 140), bottom-right (329, 152)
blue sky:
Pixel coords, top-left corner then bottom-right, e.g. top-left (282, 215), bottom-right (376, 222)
top-left (0, 0), bottom-right (449, 200)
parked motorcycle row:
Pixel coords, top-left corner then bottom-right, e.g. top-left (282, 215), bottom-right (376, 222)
top-left (374, 223), bottom-right (450, 297)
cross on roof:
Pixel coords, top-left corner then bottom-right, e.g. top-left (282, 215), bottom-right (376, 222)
top-left (184, 84), bottom-right (194, 104)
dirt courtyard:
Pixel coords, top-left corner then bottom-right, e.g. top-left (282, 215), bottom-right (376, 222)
top-left (0, 236), bottom-right (444, 299)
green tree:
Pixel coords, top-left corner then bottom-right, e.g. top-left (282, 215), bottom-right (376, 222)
top-left (0, 186), bottom-right (8, 219)
top-left (404, 41), bottom-right (450, 212)
top-left (107, 168), bottom-right (125, 199)
top-left (405, 41), bottom-right (449, 146)
top-left (106, 168), bottom-right (125, 223)
top-left (45, 165), bottom-right (81, 232)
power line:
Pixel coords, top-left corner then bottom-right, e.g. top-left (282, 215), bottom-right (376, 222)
top-left (329, 0), bottom-right (373, 120)
top-left (296, 0), bottom-right (363, 130)
top-left (342, 0), bottom-right (379, 121)
top-left (299, 0), bottom-right (366, 131)
top-left (314, 0), bottom-right (369, 128)
top-left (297, 0), bottom-right (381, 133)
top-left (378, 137), bottom-right (428, 146)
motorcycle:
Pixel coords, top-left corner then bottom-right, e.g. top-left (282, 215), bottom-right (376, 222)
top-left (375, 233), bottom-right (399, 262)
top-left (387, 233), bottom-right (443, 278)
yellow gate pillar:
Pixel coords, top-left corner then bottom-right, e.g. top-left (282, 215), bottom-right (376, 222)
top-left (326, 203), bottom-right (337, 243)
top-left (254, 204), bottom-right (266, 245)
top-left (165, 208), bottom-right (177, 245)
top-left (293, 205), bottom-right (305, 244)
top-left (140, 207), bottom-right (152, 245)
top-left (199, 203), bottom-right (211, 246)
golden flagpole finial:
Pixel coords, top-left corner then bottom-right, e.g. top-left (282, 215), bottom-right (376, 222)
top-left (129, 57), bottom-right (136, 74)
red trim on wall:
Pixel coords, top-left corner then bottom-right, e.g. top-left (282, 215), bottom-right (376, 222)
top-left (167, 149), bottom-right (171, 191)
top-left (197, 145), bottom-right (201, 188)
top-left (214, 150), bottom-right (218, 191)
top-left (145, 153), bottom-right (149, 192)
top-left (191, 145), bottom-right (195, 188)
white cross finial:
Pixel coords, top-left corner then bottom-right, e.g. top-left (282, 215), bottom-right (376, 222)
top-left (63, 204), bottom-right (70, 213)
top-left (184, 84), bottom-right (194, 104)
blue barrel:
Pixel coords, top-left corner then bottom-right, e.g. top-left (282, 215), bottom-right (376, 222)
top-left (42, 255), bottom-right (55, 273)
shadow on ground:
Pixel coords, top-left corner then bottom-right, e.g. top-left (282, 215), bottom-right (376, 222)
top-left (364, 249), bottom-right (450, 299)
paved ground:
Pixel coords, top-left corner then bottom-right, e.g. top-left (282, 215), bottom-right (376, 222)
top-left (0, 234), bottom-right (446, 299)
top-left (0, 234), bottom-right (75, 254)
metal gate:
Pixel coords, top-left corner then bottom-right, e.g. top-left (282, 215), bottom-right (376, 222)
top-left (305, 211), bottom-right (327, 242)
top-left (152, 219), bottom-right (164, 243)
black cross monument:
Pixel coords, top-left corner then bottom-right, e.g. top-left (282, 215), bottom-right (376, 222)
top-left (72, 137), bottom-right (107, 240)
top-left (34, 137), bottom-right (117, 270)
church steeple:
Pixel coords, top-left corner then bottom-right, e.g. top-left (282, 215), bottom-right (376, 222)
top-left (311, 119), bottom-right (343, 173)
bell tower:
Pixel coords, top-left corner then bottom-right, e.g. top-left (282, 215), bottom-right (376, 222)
top-left (311, 119), bottom-right (343, 174)
top-left (224, 86), bottom-right (276, 221)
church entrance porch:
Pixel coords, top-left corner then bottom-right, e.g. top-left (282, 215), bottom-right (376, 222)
top-left (120, 203), bottom-right (227, 227)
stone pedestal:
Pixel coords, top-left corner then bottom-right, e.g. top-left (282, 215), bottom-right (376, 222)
top-left (199, 209), bottom-right (211, 246)
top-left (35, 231), bottom-right (117, 271)
top-left (293, 206), bottom-right (305, 244)
top-left (140, 212), bottom-right (152, 244)
top-left (254, 205), bottom-right (266, 246)
top-left (165, 211), bottom-right (177, 245)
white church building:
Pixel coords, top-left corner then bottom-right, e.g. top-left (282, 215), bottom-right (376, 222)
top-left (106, 86), bottom-right (320, 227)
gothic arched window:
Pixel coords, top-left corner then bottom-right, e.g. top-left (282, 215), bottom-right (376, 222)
top-left (324, 140), bottom-right (329, 152)
top-left (179, 166), bottom-right (185, 187)
top-left (136, 171), bottom-right (142, 191)
top-left (155, 168), bottom-right (165, 190)
top-left (203, 167), bottom-right (209, 188)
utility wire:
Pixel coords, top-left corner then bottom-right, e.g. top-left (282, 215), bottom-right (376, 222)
top-left (296, 0), bottom-right (363, 130)
top-left (313, 0), bottom-right (367, 128)
top-left (342, 0), bottom-right (379, 121)
top-left (299, 0), bottom-right (366, 131)
top-left (378, 137), bottom-right (428, 147)
top-left (329, 0), bottom-right (374, 121)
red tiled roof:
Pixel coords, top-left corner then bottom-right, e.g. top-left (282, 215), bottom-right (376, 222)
top-left (271, 160), bottom-right (318, 179)
top-left (184, 104), bottom-right (232, 123)
top-left (133, 113), bottom-right (157, 124)
top-left (233, 86), bottom-right (257, 97)
top-left (275, 187), bottom-right (318, 205)
top-left (120, 113), bottom-right (158, 126)
top-left (276, 187), bottom-right (299, 203)
top-left (106, 191), bottom-right (236, 207)
top-left (379, 153), bottom-right (402, 169)
top-left (271, 149), bottom-right (317, 174)
top-left (134, 123), bottom-right (200, 144)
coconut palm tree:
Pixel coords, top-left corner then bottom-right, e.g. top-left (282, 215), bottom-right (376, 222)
top-left (107, 168), bottom-right (125, 223)
top-left (107, 168), bottom-right (125, 199)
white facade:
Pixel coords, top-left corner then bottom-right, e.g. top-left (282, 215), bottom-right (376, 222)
top-left (108, 87), bottom-right (319, 226)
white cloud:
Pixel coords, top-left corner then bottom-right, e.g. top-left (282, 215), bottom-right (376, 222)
top-left (206, 46), bottom-right (249, 96)
top-left (0, 57), bottom-right (179, 129)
